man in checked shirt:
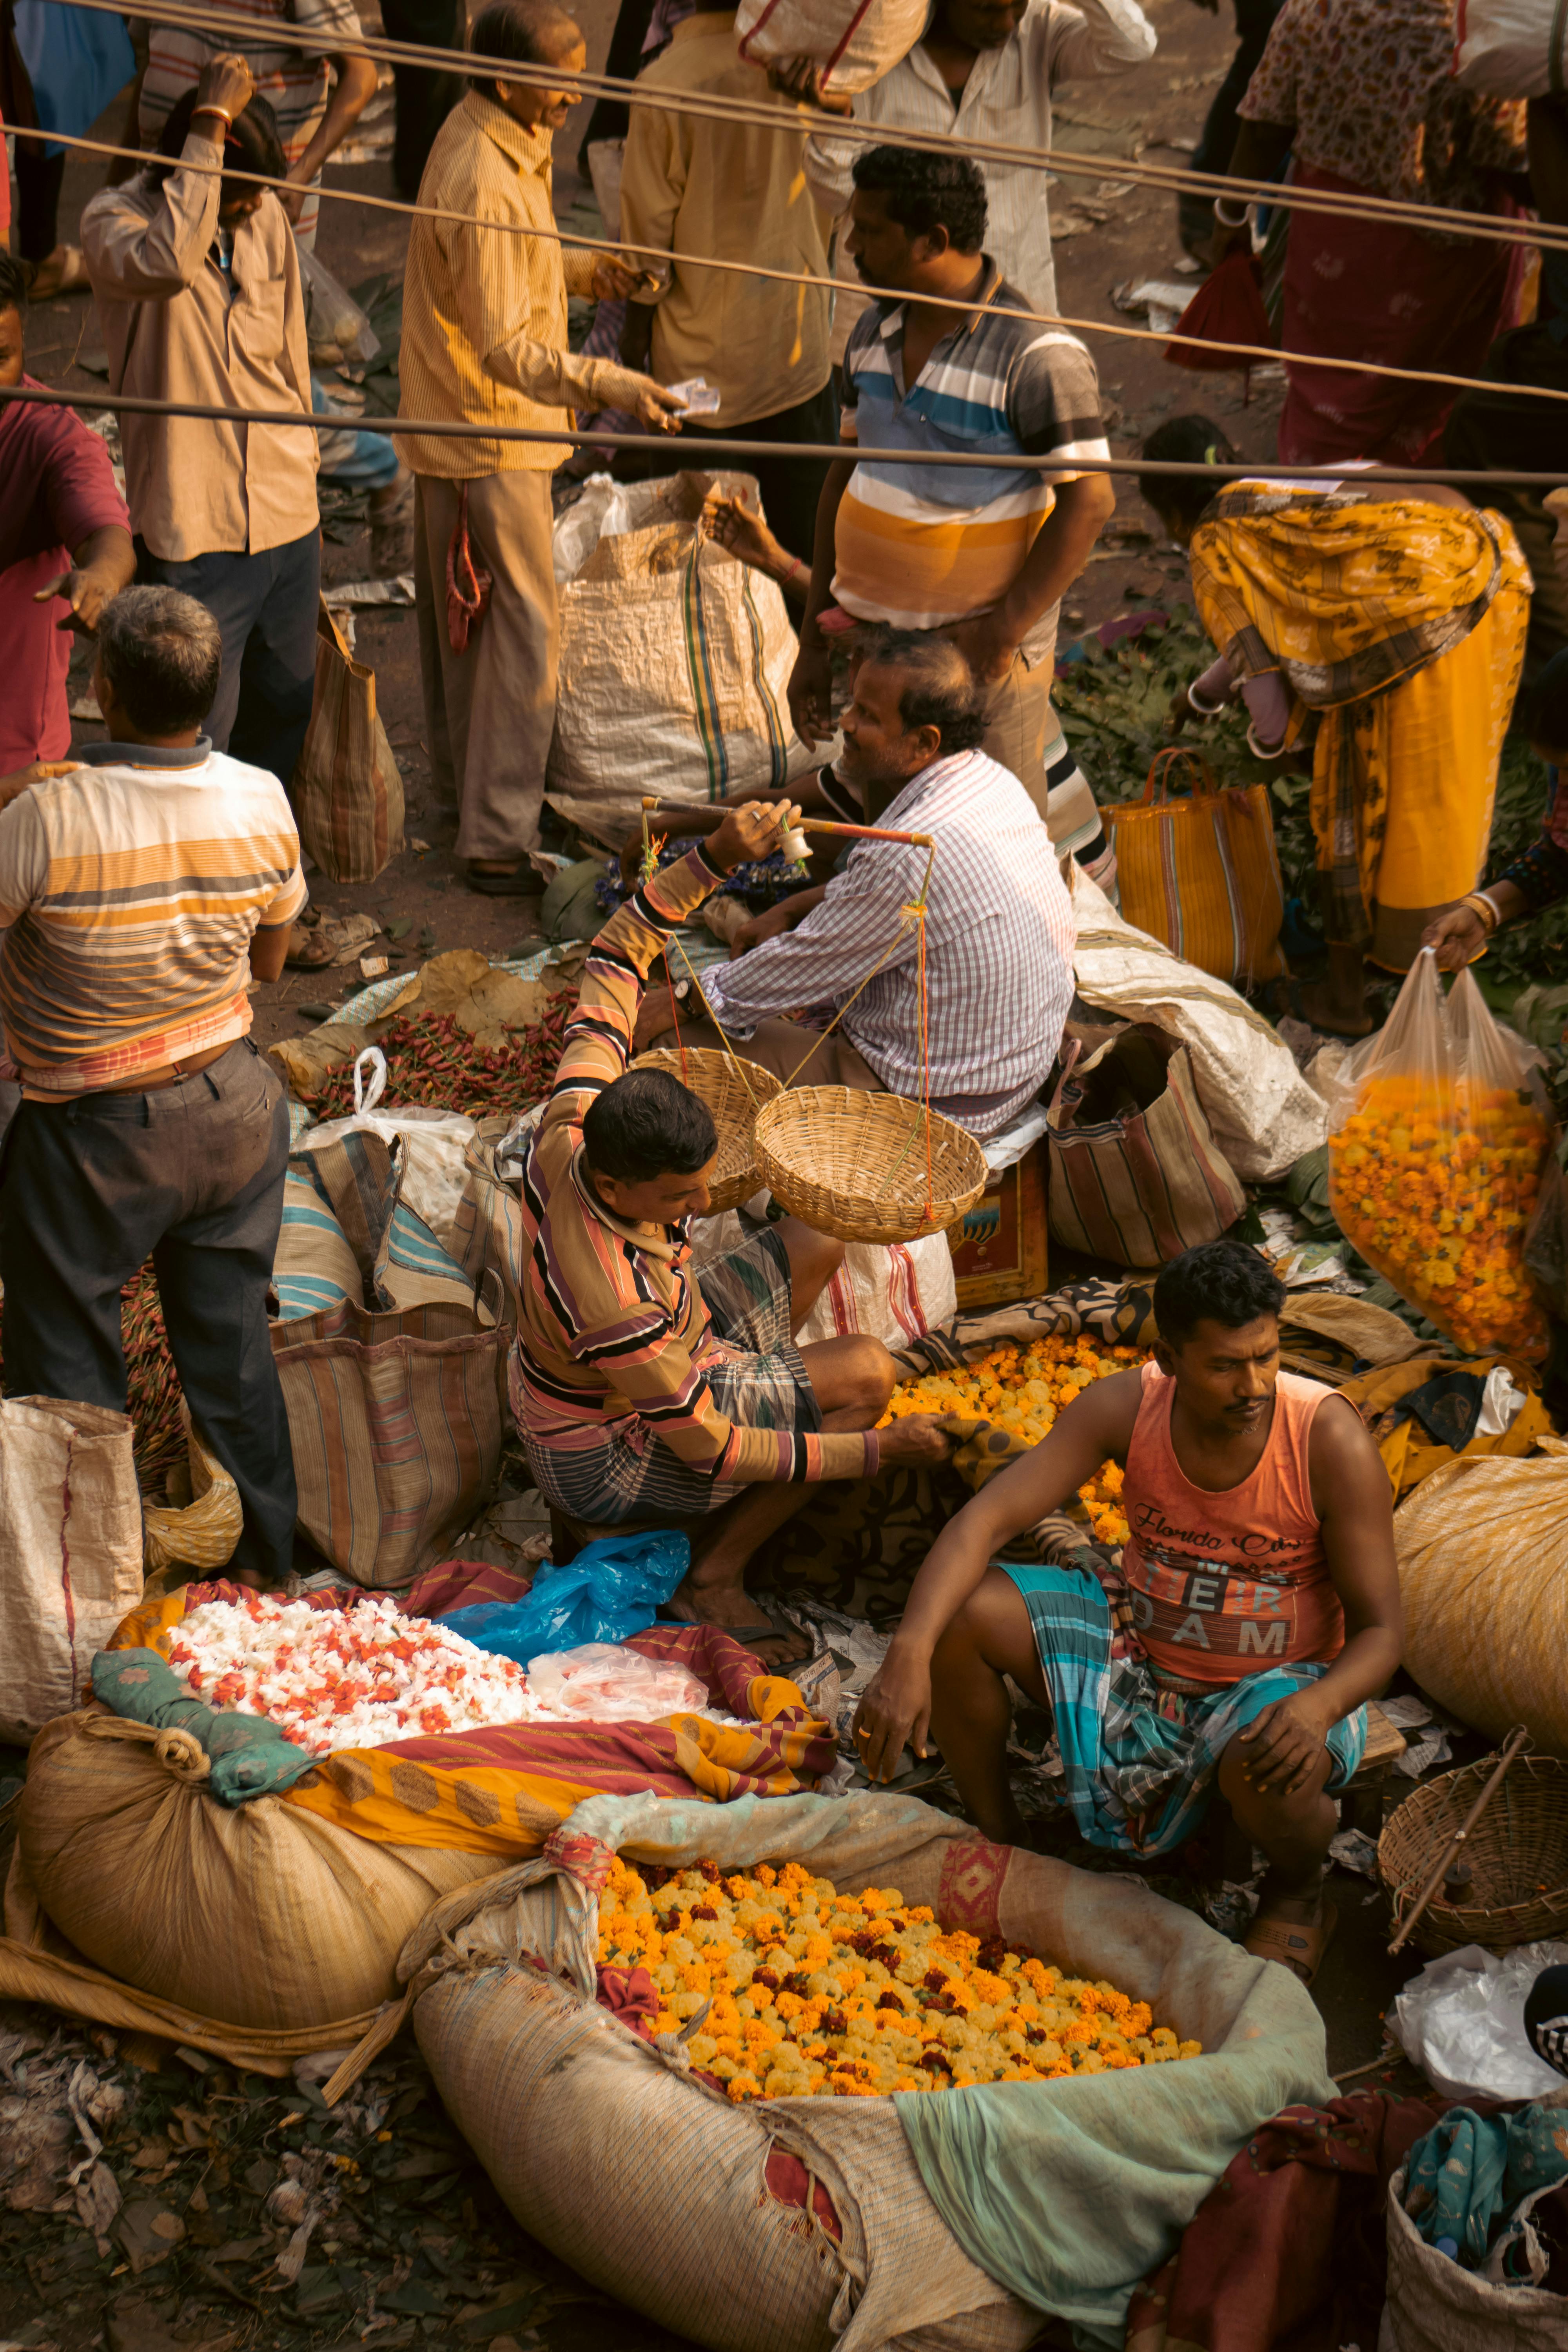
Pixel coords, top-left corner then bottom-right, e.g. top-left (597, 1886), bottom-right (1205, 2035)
top-left (635, 632), bottom-right (1076, 1143)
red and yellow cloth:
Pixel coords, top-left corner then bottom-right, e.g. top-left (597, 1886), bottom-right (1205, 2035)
top-left (107, 1566), bottom-right (835, 1858)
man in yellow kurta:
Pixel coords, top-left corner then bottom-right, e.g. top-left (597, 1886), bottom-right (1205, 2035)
top-left (399, 0), bottom-right (683, 896)
top-left (618, 0), bottom-right (834, 563)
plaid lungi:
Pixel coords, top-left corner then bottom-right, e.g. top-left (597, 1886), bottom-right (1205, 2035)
top-left (1004, 1554), bottom-right (1367, 1857)
top-left (522, 1228), bottom-right (820, 1524)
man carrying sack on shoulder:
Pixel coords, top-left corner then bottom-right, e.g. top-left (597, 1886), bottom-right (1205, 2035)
top-left (0, 587), bottom-right (305, 1589)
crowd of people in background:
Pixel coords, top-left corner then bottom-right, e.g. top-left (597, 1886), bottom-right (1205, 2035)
top-left (3, 0), bottom-right (1568, 1610)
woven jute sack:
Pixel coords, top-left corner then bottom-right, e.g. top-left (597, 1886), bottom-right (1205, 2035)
top-left (12, 1711), bottom-right (497, 2032)
top-left (0, 1397), bottom-right (143, 1745)
top-left (354, 1788), bottom-right (1332, 2352)
top-left (1392, 1436), bottom-right (1568, 1753)
top-left (735, 0), bottom-right (927, 95)
top-left (292, 601), bottom-right (406, 884)
top-left (1383, 2160), bottom-right (1568, 2352)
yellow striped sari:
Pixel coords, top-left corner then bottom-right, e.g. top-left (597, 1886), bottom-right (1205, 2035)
top-left (1189, 488), bottom-right (1530, 969)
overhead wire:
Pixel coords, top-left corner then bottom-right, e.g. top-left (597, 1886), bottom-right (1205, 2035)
top-left (5, 378), bottom-right (1568, 488)
top-left (42, 0), bottom-right (1568, 258)
top-left (28, 124), bottom-right (1568, 420)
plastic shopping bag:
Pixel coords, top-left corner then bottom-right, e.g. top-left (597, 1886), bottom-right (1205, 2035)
top-left (524, 1643), bottom-right (712, 1721)
top-left (300, 1048), bottom-right (478, 1247)
top-left (438, 1531), bottom-right (691, 1663)
top-left (1327, 954), bottom-right (1554, 1360)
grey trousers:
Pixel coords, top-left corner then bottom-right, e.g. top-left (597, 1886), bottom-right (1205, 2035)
top-left (0, 1039), bottom-right (296, 1584)
top-left (413, 468), bottom-right (560, 862)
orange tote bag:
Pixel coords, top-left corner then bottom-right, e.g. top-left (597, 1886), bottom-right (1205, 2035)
top-left (1104, 748), bottom-right (1286, 989)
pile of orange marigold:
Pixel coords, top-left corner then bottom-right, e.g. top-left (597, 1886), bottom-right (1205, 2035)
top-left (598, 1857), bottom-right (1198, 2101)
top-left (1329, 1074), bottom-right (1551, 1358)
top-left (877, 1335), bottom-right (1145, 1543)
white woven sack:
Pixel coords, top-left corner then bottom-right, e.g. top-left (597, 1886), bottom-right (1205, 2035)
top-left (736, 0), bottom-right (929, 96)
top-left (1067, 861), bottom-right (1328, 1182)
top-left (1454, 0), bottom-right (1566, 98)
top-left (547, 471), bottom-right (815, 845)
top-left (385, 1786), bottom-right (1333, 2352)
top-left (797, 1233), bottom-right (957, 1348)
top-left (1383, 2159), bottom-right (1568, 2352)
top-left (0, 1398), bottom-right (143, 1744)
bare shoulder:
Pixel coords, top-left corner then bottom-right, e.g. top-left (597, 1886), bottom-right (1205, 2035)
top-left (1306, 1386), bottom-right (1390, 1501)
top-left (1069, 1361), bottom-right (1145, 1459)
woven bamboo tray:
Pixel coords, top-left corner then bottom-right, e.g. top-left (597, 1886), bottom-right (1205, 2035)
top-left (630, 1047), bottom-right (781, 1215)
top-left (1378, 1751), bottom-right (1568, 1956)
top-left (753, 1086), bottom-right (987, 1245)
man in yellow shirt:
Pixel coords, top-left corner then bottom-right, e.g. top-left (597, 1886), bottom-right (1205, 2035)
top-left (399, 0), bottom-right (684, 896)
top-left (618, 0), bottom-right (835, 564)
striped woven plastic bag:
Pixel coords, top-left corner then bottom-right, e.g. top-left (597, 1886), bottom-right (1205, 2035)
top-left (1104, 749), bottom-right (1286, 989)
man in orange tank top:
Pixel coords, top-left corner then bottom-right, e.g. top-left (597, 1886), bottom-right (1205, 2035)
top-left (852, 1240), bottom-right (1403, 1983)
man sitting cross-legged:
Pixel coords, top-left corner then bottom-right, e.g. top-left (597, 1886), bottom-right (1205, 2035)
top-left (851, 1241), bottom-right (1403, 1981)
top-left (515, 796), bottom-right (952, 1664)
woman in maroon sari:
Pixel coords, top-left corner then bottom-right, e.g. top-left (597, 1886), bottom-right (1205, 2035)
top-left (1212, 0), bottom-right (1528, 469)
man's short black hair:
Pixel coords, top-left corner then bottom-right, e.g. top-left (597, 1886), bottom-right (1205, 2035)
top-left (0, 250), bottom-right (26, 317)
top-left (470, 0), bottom-right (581, 72)
top-left (861, 628), bottom-right (986, 753)
top-left (850, 146), bottom-right (987, 256)
top-left (1137, 414), bottom-right (1237, 536)
top-left (1153, 1239), bottom-right (1285, 1349)
top-left (582, 1068), bottom-right (717, 1185)
top-left (153, 85), bottom-right (287, 190)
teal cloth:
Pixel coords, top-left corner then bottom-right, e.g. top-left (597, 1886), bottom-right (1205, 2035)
top-left (894, 2014), bottom-right (1336, 2347)
top-left (91, 1650), bottom-right (317, 1804)
top-left (1402, 2105), bottom-right (1568, 2267)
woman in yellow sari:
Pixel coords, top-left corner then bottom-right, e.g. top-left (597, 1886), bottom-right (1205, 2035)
top-left (1138, 417), bottom-right (1531, 1036)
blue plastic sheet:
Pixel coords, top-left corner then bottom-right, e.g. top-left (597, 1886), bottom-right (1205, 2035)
top-left (439, 1530), bottom-right (691, 1665)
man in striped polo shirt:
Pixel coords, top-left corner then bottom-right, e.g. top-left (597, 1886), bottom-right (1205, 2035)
top-left (0, 587), bottom-right (305, 1588)
top-left (789, 145), bottom-right (1117, 871)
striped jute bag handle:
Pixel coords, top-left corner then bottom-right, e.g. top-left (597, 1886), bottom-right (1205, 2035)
top-left (1103, 745), bottom-right (1286, 991)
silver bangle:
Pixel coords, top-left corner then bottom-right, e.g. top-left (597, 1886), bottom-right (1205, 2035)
top-left (1213, 196), bottom-right (1254, 229)
top-left (1185, 680), bottom-right (1227, 717)
top-left (1246, 719), bottom-right (1289, 760)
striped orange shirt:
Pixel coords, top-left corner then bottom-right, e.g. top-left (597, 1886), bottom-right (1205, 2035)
top-left (0, 744), bottom-right (307, 1094)
top-left (515, 848), bottom-right (879, 1485)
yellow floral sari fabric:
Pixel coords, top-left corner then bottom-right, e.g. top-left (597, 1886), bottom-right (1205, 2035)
top-left (1190, 489), bottom-right (1530, 966)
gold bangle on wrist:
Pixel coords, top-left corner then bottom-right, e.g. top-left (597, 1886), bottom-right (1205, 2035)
top-left (1462, 891), bottom-right (1501, 935)
top-left (193, 105), bottom-right (233, 127)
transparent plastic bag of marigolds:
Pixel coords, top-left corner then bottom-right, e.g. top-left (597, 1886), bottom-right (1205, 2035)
top-left (1328, 952), bottom-right (1552, 1361)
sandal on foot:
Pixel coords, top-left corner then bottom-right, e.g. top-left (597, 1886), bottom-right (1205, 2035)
top-left (1244, 1901), bottom-right (1337, 1984)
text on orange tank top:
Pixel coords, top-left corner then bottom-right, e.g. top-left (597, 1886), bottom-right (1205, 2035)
top-left (1119, 1361), bottom-right (1346, 1690)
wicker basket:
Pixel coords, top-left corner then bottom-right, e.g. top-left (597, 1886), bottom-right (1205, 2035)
top-left (1377, 1751), bottom-right (1568, 1957)
top-left (630, 1047), bottom-right (781, 1215)
top-left (752, 1086), bottom-right (987, 1245)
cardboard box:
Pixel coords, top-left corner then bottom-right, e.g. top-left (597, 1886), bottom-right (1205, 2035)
top-left (946, 1136), bottom-right (1048, 1310)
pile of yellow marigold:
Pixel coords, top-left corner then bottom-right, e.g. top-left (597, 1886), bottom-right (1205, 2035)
top-left (1329, 1074), bottom-right (1551, 1359)
top-left (598, 1857), bottom-right (1198, 2101)
top-left (878, 1336), bottom-right (1145, 1543)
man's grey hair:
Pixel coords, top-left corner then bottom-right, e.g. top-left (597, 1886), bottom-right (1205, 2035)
top-left (470, 0), bottom-right (581, 70)
top-left (860, 628), bottom-right (987, 754)
top-left (96, 586), bottom-right (223, 734)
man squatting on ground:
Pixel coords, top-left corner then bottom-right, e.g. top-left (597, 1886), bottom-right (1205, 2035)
top-left (852, 1241), bottom-right (1403, 1981)
top-left (512, 797), bottom-right (953, 1663)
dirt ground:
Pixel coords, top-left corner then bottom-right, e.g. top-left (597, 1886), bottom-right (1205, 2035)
top-left (0, 8), bottom-right (1433, 2348)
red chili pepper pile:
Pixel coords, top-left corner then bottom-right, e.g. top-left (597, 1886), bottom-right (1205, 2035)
top-left (0, 1260), bottom-right (187, 1493)
top-left (306, 1005), bottom-right (572, 1120)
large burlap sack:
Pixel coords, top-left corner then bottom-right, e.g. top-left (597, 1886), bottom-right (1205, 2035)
top-left (272, 1298), bottom-right (510, 1586)
top-left (1067, 862), bottom-right (1328, 1183)
top-left (547, 471), bottom-right (813, 844)
top-left (1454, 0), bottom-right (1565, 98)
top-left (292, 601), bottom-right (406, 883)
top-left (359, 1787), bottom-right (1333, 2352)
top-left (1383, 2158), bottom-right (1567, 2352)
top-left (1392, 1436), bottom-right (1568, 1753)
top-left (736, 0), bottom-right (928, 95)
top-left (12, 1711), bottom-right (499, 2032)
top-left (0, 1397), bottom-right (143, 1744)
